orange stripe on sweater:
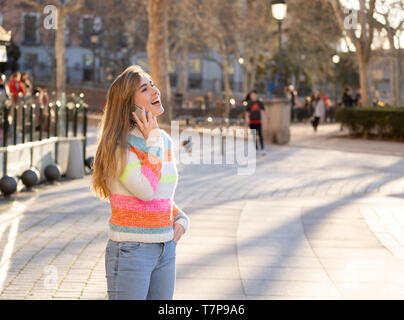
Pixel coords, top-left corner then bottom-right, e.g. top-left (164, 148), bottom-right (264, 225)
top-left (172, 203), bottom-right (181, 216)
top-left (129, 145), bottom-right (162, 178)
top-left (110, 207), bottom-right (174, 228)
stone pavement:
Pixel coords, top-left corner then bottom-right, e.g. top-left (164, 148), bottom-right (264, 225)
top-left (0, 123), bottom-right (403, 299)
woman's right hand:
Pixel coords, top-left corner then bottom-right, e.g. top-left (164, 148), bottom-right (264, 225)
top-left (132, 110), bottom-right (159, 140)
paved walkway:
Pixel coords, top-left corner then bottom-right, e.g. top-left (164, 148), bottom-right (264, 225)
top-left (0, 123), bottom-right (403, 299)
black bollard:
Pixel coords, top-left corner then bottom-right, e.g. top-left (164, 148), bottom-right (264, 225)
top-left (44, 164), bottom-right (61, 183)
top-left (0, 176), bottom-right (17, 196)
top-left (21, 167), bottom-right (40, 190)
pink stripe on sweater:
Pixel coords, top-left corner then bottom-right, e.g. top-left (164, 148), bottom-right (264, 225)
top-left (109, 194), bottom-right (171, 212)
top-left (141, 165), bottom-right (160, 192)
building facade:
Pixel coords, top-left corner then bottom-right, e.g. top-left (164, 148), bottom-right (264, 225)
top-left (0, 1), bottom-right (243, 99)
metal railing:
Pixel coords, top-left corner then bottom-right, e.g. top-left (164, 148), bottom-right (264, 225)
top-left (174, 106), bottom-right (245, 127)
top-left (0, 93), bottom-right (88, 177)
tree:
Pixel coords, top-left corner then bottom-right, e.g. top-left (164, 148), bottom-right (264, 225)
top-left (22, 0), bottom-right (84, 99)
top-left (285, 0), bottom-right (344, 93)
top-left (373, 0), bottom-right (403, 106)
top-left (92, 0), bottom-right (148, 83)
top-left (147, 0), bottom-right (171, 125)
top-left (238, 0), bottom-right (277, 94)
top-left (190, 0), bottom-right (243, 116)
top-left (167, 0), bottom-right (200, 103)
top-left (328, 0), bottom-right (377, 107)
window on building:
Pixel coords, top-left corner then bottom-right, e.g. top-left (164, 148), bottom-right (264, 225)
top-left (0, 12), bottom-right (3, 26)
top-left (23, 13), bottom-right (40, 44)
top-left (169, 74), bottom-right (178, 88)
top-left (65, 16), bottom-right (70, 46)
top-left (84, 0), bottom-right (94, 10)
top-left (189, 58), bottom-right (201, 74)
top-left (24, 53), bottom-right (38, 70)
top-left (83, 54), bottom-right (94, 81)
top-left (227, 59), bottom-right (235, 75)
top-left (80, 16), bottom-right (94, 48)
top-left (168, 60), bottom-right (176, 73)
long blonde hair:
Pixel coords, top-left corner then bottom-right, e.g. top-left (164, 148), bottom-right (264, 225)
top-left (91, 65), bottom-right (149, 200)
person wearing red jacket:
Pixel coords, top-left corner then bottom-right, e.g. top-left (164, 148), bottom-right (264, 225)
top-left (8, 72), bottom-right (26, 104)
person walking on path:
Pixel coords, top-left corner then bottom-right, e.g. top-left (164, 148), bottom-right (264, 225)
top-left (244, 90), bottom-right (267, 155)
top-left (91, 65), bottom-right (190, 300)
top-left (311, 91), bottom-right (325, 133)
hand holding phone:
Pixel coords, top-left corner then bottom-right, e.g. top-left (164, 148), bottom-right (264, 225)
top-left (131, 104), bottom-right (158, 139)
top-left (132, 104), bottom-right (145, 119)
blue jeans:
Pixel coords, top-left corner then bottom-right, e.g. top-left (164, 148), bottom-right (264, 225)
top-left (105, 239), bottom-right (176, 300)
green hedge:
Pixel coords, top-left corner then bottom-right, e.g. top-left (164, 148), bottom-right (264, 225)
top-left (335, 107), bottom-right (404, 139)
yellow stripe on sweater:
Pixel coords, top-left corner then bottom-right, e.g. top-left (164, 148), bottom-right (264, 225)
top-left (160, 174), bottom-right (177, 183)
top-left (119, 160), bottom-right (141, 183)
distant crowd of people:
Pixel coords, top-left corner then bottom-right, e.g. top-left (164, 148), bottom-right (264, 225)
top-left (0, 72), bottom-right (49, 107)
top-left (287, 85), bottom-right (362, 133)
top-left (0, 72), bottom-right (51, 143)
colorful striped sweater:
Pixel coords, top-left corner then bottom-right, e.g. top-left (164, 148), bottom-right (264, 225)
top-left (107, 126), bottom-right (189, 243)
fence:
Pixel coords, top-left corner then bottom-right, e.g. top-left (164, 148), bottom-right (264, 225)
top-left (174, 106), bottom-right (245, 127)
top-left (0, 93), bottom-right (88, 180)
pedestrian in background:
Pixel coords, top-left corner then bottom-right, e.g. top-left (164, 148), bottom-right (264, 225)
top-left (342, 87), bottom-right (354, 108)
top-left (8, 72), bottom-right (26, 104)
top-left (91, 65), bottom-right (189, 300)
top-left (0, 74), bottom-right (9, 103)
top-left (288, 85), bottom-right (297, 122)
top-left (354, 89), bottom-right (362, 107)
top-left (244, 89), bottom-right (266, 155)
top-left (21, 72), bottom-right (32, 97)
top-left (311, 91), bottom-right (325, 132)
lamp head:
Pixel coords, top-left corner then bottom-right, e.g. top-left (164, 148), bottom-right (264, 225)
top-left (271, 0), bottom-right (287, 21)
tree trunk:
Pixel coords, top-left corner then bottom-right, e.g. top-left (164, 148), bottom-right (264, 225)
top-left (388, 34), bottom-right (400, 106)
top-left (220, 47), bottom-right (232, 118)
top-left (250, 53), bottom-right (258, 91)
top-left (147, 0), bottom-right (171, 125)
top-left (180, 45), bottom-right (188, 103)
top-left (242, 65), bottom-right (248, 95)
top-left (55, 9), bottom-right (66, 99)
top-left (358, 53), bottom-right (371, 107)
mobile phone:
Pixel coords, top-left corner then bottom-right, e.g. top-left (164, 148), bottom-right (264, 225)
top-left (131, 104), bottom-right (145, 119)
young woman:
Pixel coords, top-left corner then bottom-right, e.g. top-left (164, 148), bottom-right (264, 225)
top-left (91, 65), bottom-right (190, 300)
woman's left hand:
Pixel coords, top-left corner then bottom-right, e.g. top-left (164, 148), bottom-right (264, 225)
top-left (173, 223), bottom-right (185, 244)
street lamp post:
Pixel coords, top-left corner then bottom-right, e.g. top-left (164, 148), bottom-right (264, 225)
top-left (271, 0), bottom-right (287, 97)
top-left (332, 54), bottom-right (340, 107)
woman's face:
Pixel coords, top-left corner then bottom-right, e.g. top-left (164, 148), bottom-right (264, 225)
top-left (133, 74), bottom-right (164, 117)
